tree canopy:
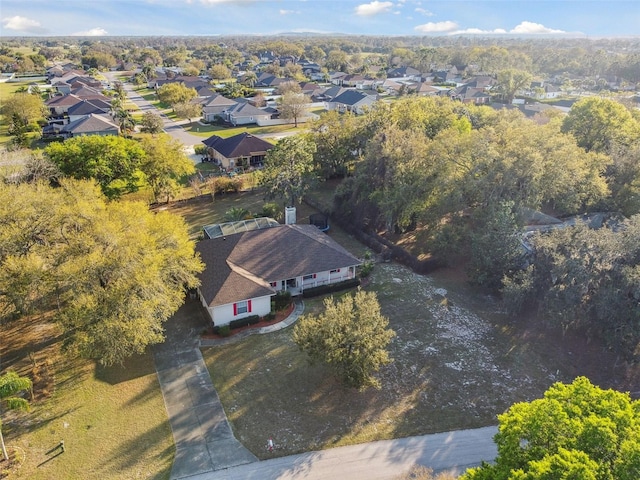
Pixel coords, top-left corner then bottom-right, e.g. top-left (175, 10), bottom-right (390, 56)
top-left (0, 180), bottom-right (203, 366)
top-left (138, 134), bottom-right (196, 203)
top-left (44, 135), bottom-right (146, 199)
top-left (157, 82), bottom-right (197, 108)
top-left (293, 288), bottom-right (395, 389)
top-left (461, 377), bottom-right (640, 480)
top-left (0, 91), bottom-right (48, 126)
top-left (259, 135), bottom-right (317, 207)
top-left (561, 97), bottom-right (640, 153)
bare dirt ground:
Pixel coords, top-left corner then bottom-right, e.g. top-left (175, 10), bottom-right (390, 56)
top-left (201, 259), bottom-right (640, 460)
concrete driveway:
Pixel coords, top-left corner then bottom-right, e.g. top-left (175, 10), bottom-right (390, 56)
top-left (153, 300), bottom-right (257, 479)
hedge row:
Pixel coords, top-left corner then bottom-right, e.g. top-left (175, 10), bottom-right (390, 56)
top-left (212, 314), bottom-right (260, 334)
top-left (302, 278), bottom-right (361, 298)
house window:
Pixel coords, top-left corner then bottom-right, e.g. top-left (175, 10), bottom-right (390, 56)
top-left (303, 274), bottom-right (315, 281)
top-left (330, 268), bottom-right (341, 274)
top-left (270, 282), bottom-right (277, 287)
top-left (233, 300), bottom-right (251, 316)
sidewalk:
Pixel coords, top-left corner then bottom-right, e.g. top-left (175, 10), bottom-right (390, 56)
top-left (180, 426), bottom-right (498, 480)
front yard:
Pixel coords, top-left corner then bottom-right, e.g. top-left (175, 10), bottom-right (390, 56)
top-left (0, 314), bottom-right (173, 479)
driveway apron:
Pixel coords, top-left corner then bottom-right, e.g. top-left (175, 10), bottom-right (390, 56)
top-left (153, 302), bottom-right (258, 479)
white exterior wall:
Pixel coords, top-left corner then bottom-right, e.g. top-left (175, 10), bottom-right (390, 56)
top-left (270, 266), bottom-right (358, 293)
top-left (201, 294), bottom-right (272, 327)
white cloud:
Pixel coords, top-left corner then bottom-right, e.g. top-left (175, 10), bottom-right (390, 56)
top-left (415, 7), bottom-right (433, 16)
top-left (452, 28), bottom-right (508, 35)
top-left (510, 21), bottom-right (565, 34)
top-left (451, 21), bottom-right (566, 35)
top-left (355, 1), bottom-right (394, 16)
top-left (72, 27), bottom-right (108, 36)
top-left (280, 9), bottom-right (299, 15)
top-left (2, 15), bottom-right (47, 33)
top-left (414, 21), bottom-right (458, 33)
top-left (199, 0), bottom-right (250, 4)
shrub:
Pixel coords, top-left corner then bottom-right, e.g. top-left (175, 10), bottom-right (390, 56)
top-left (194, 144), bottom-right (207, 155)
top-left (274, 291), bottom-right (292, 311)
top-left (302, 278), bottom-right (360, 298)
top-left (261, 202), bottom-right (283, 221)
top-left (264, 312), bottom-right (276, 321)
top-left (218, 325), bottom-right (231, 337)
top-left (229, 314), bottom-right (260, 330)
top-left (359, 260), bottom-right (374, 278)
top-left (209, 176), bottom-right (243, 195)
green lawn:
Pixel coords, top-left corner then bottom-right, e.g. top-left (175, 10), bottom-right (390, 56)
top-left (0, 80), bottom-right (50, 146)
top-left (183, 122), bottom-right (296, 139)
top-left (1, 314), bottom-right (173, 480)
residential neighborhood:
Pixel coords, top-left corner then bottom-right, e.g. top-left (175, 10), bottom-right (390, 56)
top-left (1, 19), bottom-right (639, 480)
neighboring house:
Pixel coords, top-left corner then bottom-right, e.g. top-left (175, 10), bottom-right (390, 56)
top-left (67, 99), bottom-right (110, 123)
top-left (222, 100), bottom-right (272, 126)
top-left (195, 222), bottom-right (361, 326)
top-left (408, 82), bottom-right (440, 96)
top-left (201, 94), bottom-right (238, 122)
top-left (59, 113), bottom-right (120, 138)
top-left (387, 66), bottom-right (422, 81)
top-left (202, 132), bottom-right (274, 169)
top-left (450, 85), bottom-right (491, 104)
top-left (326, 89), bottom-right (377, 114)
top-left (46, 94), bottom-right (84, 116)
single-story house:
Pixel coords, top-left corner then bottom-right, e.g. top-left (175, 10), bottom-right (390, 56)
top-left (201, 94), bottom-right (238, 122)
top-left (202, 132), bottom-right (274, 169)
top-left (222, 101), bottom-right (272, 126)
top-left (326, 89), bottom-right (377, 115)
top-left (195, 222), bottom-right (361, 326)
top-left (59, 114), bottom-right (120, 138)
top-left (67, 99), bottom-right (110, 123)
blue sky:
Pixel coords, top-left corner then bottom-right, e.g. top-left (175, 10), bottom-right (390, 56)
top-left (1, 1), bottom-right (638, 37)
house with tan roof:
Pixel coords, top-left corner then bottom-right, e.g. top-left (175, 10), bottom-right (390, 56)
top-left (195, 222), bottom-right (361, 326)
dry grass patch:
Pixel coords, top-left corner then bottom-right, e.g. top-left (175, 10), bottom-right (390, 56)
top-left (0, 313), bottom-right (173, 480)
top-left (202, 261), bottom-right (567, 460)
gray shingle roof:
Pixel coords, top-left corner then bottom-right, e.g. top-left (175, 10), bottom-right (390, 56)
top-left (61, 114), bottom-right (119, 134)
top-left (331, 89), bottom-right (376, 106)
top-left (196, 224), bottom-right (361, 307)
top-left (202, 132), bottom-right (273, 158)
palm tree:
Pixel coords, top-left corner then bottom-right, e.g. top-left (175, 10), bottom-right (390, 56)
top-left (0, 371), bottom-right (32, 461)
top-left (223, 207), bottom-right (251, 222)
top-left (243, 71), bottom-right (258, 88)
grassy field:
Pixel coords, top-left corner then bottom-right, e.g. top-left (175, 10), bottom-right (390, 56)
top-left (1, 312), bottom-right (174, 479)
top-left (183, 122), bottom-right (295, 139)
top-left (0, 80), bottom-right (47, 146)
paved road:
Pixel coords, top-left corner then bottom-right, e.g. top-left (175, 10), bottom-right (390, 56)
top-left (184, 426), bottom-right (498, 480)
top-left (104, 71), bottom-right (205, 147)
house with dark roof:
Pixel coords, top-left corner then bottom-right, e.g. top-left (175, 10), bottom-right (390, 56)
top-left (387, 66), bottom-right (422, 81)
top-left (326, 89), bottom-right (377, 114)
top-left (59, 114), bottom-right (120, 138)
top-left (67, 99), bottom-right (110, 122)
top-left (202, 132), bottom-right (274, 170)
top-left (195, 223), bottom-right (361, 326)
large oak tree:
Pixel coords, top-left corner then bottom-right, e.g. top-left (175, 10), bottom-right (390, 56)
top-left (0, 180), bottom-right (203, 365)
